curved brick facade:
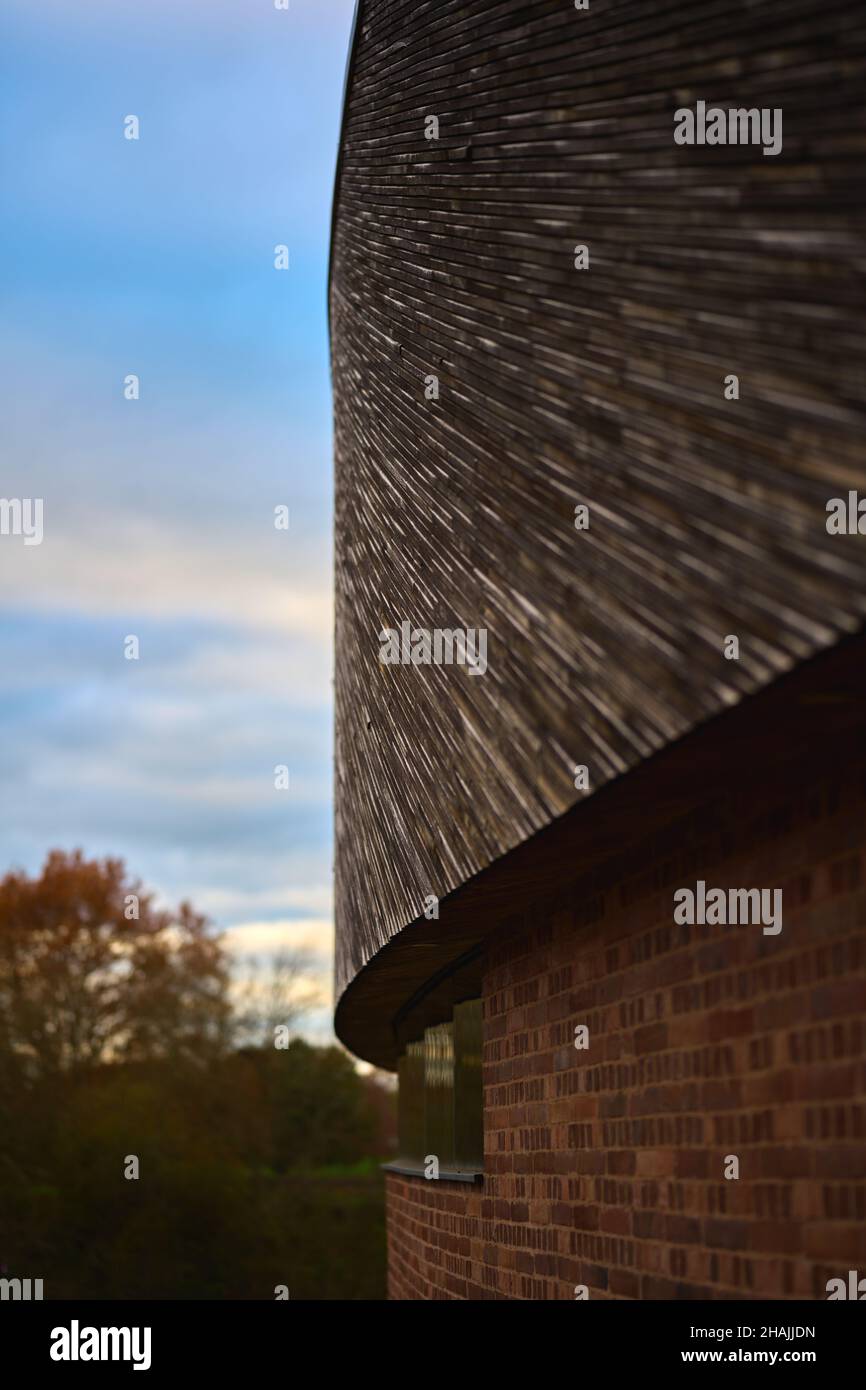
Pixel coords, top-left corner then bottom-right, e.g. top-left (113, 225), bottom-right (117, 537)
top-left (388, 745), bottom-right (866, 1300)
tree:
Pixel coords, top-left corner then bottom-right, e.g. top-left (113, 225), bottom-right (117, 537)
top-left (262, 1039), bottom-right (378, 1169)
top-left (232, 947), bottom-right (321, 1051)
top-left (0, 849), bottom-right (230, 1079)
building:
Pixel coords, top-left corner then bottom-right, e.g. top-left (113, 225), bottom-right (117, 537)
top-left (330, 0), bottom-right (866, 1299)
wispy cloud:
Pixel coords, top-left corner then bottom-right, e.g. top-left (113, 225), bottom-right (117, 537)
top-left (223, 917), bottom-right (333, 964)
top-left (0, 525), bottom-right (333, 641)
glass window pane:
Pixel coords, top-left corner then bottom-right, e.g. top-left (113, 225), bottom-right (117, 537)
top-left (423, 1022), bottom-right (454, 1169)
top-left (398, 1040), bottom-right (425, 1163)
top-left (454, 998), bottom-right (483, 1169)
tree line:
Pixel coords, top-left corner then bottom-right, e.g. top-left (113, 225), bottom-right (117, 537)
top-left (0, 850), bottom-right (393, 1299)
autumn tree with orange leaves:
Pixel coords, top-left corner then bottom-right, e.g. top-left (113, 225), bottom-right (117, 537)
top-left (0, 849), bottom-right (231, 1078)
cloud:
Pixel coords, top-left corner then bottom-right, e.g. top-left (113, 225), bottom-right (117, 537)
top-left (0, 523), bottom-right (332, 642)
top-left (196, 884), bottom-right (332, 919)
top-left (0, 335), bottom-right (334, 644)
top-left (223, 917), bottom-right (333, 962)
top-left (0, 607), bottom-right (333, 939)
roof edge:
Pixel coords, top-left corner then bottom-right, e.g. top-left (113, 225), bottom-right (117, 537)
top-left (334, 629), bottom-right (866, 1070)
top-left (327, 0), bottom-right (365, 332)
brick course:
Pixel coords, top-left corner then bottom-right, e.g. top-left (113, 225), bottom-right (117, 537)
top-left (387, 760), bottom-right (866, 1299)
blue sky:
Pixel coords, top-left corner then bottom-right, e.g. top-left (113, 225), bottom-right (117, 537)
top-left (0, 0), bottom-right (357, 1042)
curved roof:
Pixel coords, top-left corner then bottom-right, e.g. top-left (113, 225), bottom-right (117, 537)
top-left (329, 0), bottom-right (866, 1066)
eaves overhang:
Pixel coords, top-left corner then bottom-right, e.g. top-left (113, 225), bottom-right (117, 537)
top-left (334, 633), bottom-right (866, 1070)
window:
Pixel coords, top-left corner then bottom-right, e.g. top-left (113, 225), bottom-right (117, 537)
top-left (391, 998), bottom-right (483, 1180)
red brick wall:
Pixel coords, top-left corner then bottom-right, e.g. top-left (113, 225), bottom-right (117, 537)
top-left (387, 762), bottom-right (866, 1299)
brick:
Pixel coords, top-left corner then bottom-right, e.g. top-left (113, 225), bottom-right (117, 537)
top-left (812, 981), bottom-right (866, 1020)
top-left (386, 760), bottom-right (866, 1299)
top-left (804, 1222), bottom-right (866, 1262)
top-left (704, 1219), bottom-right (750, 1251)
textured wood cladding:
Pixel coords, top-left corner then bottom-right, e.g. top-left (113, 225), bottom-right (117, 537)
top-left (331, 0), bottom-right (866, 1024)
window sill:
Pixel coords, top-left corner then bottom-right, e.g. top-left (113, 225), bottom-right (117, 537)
top-left (381, 1160), bottom-right (484, 1185)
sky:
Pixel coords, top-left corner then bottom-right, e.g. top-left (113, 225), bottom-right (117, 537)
top-left (0, 0), bottom-right (357, 1044)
